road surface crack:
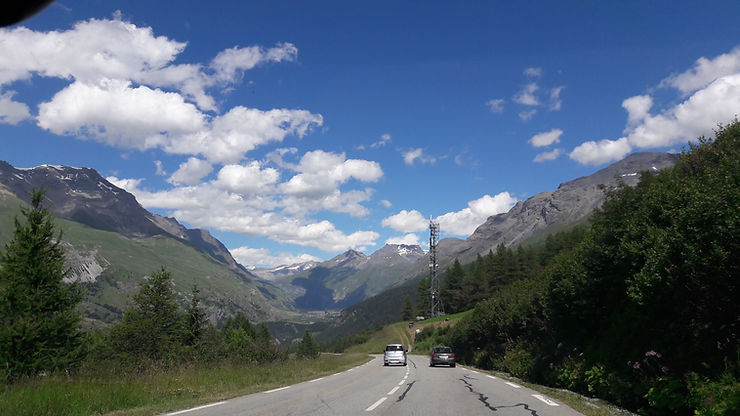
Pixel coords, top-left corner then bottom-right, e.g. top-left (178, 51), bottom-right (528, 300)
top-left (459, 375), bottom-right (540, 415)
top-left (396, 380), bottom-right (416, 402)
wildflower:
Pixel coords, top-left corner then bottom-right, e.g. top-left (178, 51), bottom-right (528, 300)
top-left (633, 362), bottom-right (641, 369)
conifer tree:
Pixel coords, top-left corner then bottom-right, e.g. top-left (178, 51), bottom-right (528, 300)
top-left (296, 330), bottom-right (319, 358)
top-left (184, 285), bottom-right (206, 347)
top-left (110, 266), bottom-right (181, 360)
top-left (0, 189), bottom-right (83, 380)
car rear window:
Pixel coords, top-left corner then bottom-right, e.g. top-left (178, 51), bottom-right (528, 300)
top-left (385, 345), bottom-right (403, 351)
top-left (435, 347), bottom-right (452, 353)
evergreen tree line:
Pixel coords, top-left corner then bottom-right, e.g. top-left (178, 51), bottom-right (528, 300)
top-left (426, 121), bottom-right (739, 415)
top-left (0, 190), bottom-right (319, 382)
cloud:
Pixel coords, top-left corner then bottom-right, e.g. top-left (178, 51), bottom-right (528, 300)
top-left (571, 72), bottom-right (740, 165)
top-left (2, 15), bottom-right (384, 256)
top-left (661, 47), bottom-right (740, 95)
top-left (524, 67), bottom-right (543, 78)
top-left (486, 98), bottom-right (505, 113)
top-left (280, 150), bottom-right (383, 201)
top-left (0, 16), bottom-right (186, 86)
top-left (1, 16), bottom-right (322, 163)
top-left (211, 161), bottom-right (278, 194)
top-left (549, 86), bottom-right (564, 111)
top-left (569, 137), bottom-right (631, 166)
top-left (402, 148), bottom-right (436, 165)
top-left (38, 79), bottom-right (206, 149)
top-left (229, 246), bottom-right (320, 269)
top-left (528, 128), bottom-right (563, 147)
top-left (533, 148), bottom-right (563, 162)
top-left (386, 233), bottom-right (421, 246)
top-left (435, 193), bottom-right (518, 236)
top-left (174, 106), bottom-right (323, 164)
top-left (379, 199), bottom-right (392, 208)
top-left (622, 94), bottom-right (653, 127)
top-left (210, 43), bottom-right (297, 84)
top-left (107, 175), bottom-right (380, 253)
top-left (513, 83), bottom-right (539, 106)
top-left (571, 47), bottom-right (740, 166)
top-left (519, 109), bottom-right (537, 121)
top-left (154, 160), bottom-right (166, 176)
top-left (382, 209), bottom-right (428, 233)
top-left (370, 133), bottom-right (391, 148)
top-left (382, 194), bottom-right (518, 237)
top-left (0, 90), bottom-right (31, 124)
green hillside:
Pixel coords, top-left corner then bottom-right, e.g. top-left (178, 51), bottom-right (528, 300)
top-left (0, 192), bottom-right (299, 327)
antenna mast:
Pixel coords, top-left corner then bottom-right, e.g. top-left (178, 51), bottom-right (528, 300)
top-left (429, 216), bottom-right (444, 318)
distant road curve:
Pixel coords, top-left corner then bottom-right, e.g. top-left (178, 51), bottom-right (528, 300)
top-left (165, 355), bottom-right (585, 416)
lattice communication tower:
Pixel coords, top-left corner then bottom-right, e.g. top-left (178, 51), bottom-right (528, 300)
top-left (429, 217), bottom-right (444, 318)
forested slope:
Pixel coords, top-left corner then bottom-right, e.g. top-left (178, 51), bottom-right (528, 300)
top-left (433, 121), bottom-right (739, 415)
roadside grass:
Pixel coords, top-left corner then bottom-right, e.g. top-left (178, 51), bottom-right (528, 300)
top-left (0, 354), bottom-right (370, 416)
top-left (344, 324), bottom-right (412, 355)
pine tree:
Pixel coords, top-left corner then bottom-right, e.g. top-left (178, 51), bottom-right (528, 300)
top-left (110, 266), bottom-right (181, 360)
top-left (0, 189), bottom-right (83, 381)
top-left (296, 330), bottom-right (319, 358)
top-left (401, 296), bottom-right (414, 321)
top-left (184, 285), bottom-right (206, 347)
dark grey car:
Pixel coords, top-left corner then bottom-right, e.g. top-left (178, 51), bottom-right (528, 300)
top-left (429, 346), bottom-right (455, 367)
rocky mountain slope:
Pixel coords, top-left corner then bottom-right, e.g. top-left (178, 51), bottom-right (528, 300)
top-left (0, 161), bottom-right (298, 326)
top-left (410, 152), bottom-right (680, 274)
top-left (255, 244), bottom-right (425, 311)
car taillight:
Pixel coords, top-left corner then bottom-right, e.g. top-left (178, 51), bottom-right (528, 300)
top-left (451, 353), bottom-right (455, 358)
top-left (432, 353), bottom-right (437, 357)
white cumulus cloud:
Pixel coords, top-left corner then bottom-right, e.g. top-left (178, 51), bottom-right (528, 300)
top-left (661, 46), bottom-right (740, 95)
top-left (382, 209), bottom-right (428, 233)
top-left (386, 233), bottom-right (421, 246)
top-left (0, 90), bottom-right (31, 125)
top-left (571, 47), bottom-right (740, 166)
top-left (528, 128), bottom-right (563, 147)
top-left (168, 157), bottom-right (213, 185)
top-left (436, 193), bottom-right (517, 236)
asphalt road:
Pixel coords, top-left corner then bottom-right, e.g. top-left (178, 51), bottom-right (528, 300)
top-left (165, 355), bottom-right (585, 416)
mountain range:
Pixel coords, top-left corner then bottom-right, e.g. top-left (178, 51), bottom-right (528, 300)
top-left (0, 152), bottom-right (678, 331)
top-left (0, 161), bottom-right (296, 326)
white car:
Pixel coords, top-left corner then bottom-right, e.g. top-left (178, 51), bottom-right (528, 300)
top-left (383, 343), bottom-right (407, 366)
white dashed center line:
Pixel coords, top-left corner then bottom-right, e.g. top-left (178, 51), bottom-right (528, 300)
top-left (365, 397), bottom-right (387, 411)
top-left (505, 382), bottom-right (522, 389)
top-left (532, 394), bottom-right (560, 406)
top-left (167, 401), bottom-right (227, 415)
top-left (264, 386), bottom-right (290, 394)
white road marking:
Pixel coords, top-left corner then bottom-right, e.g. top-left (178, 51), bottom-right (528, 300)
top-left (532, 394), bottom-right (560, 406)
top-left (398, 379), bottom-right (405, 385)
top-left (505, 382), bottom-right (522, 389)
top-left (309, 377), bottom-right (324, 383)
top-left (487, 375), bottom-right (497, 380)
top-left (167, 401), bottom-right (227, 415)
top-left (388, 386), bottom-right (399, 395)
top-left (264, 386), bottom-right (290, 393)
top-left (366, 397), bottom-right (387, 411)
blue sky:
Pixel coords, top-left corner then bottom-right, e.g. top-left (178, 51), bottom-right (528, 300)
top-left (1, 1), bottom-right (739, 268)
